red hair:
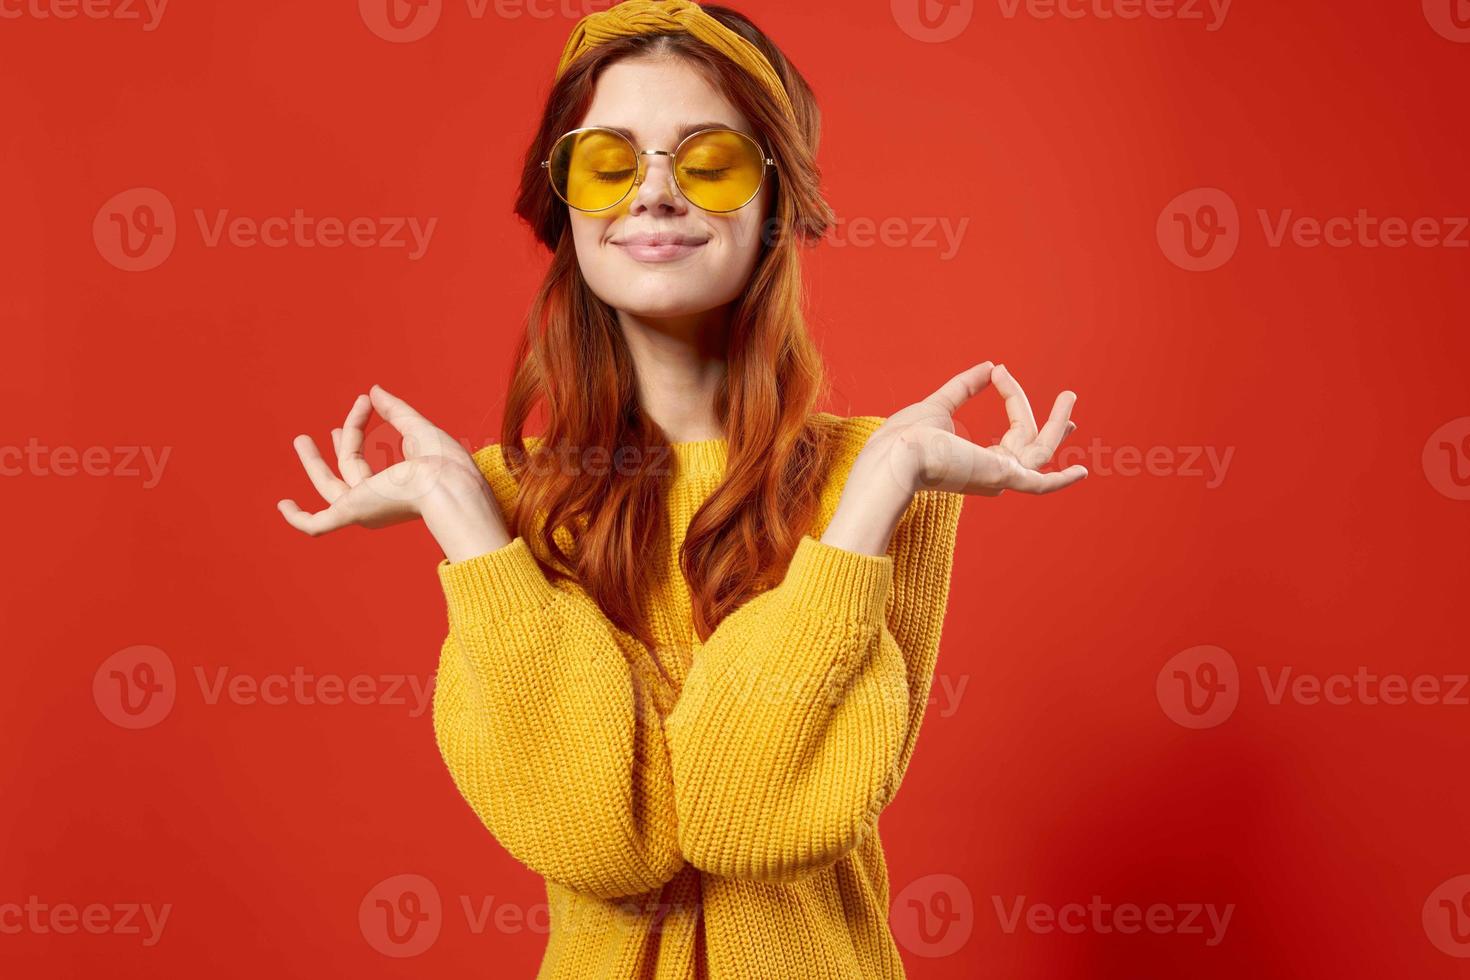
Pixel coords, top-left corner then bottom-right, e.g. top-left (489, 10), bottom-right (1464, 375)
top-left (500, 6), bottom-right (840, 649)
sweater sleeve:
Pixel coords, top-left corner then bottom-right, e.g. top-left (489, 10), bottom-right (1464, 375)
top-left (663, 487), bottom-right (965, 883)
top-left (431, 534), bottom-right (685, 900)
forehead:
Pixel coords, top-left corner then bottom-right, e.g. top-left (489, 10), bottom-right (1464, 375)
top-left (578, 56), bottom-right (754, 143)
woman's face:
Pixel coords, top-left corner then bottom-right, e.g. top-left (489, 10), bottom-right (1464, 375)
top-left (567, 55), bottom-right (770, 322)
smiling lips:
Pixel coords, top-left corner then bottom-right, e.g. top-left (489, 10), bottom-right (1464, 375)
top-left (611, 232), bottom-right (709, 263)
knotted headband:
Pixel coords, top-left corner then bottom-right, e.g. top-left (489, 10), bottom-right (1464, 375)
top-left (554, 0), bottom-right (797, 125)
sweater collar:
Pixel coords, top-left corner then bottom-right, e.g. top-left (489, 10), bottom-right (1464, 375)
top-left (668, 437), bottom-right (728, 480)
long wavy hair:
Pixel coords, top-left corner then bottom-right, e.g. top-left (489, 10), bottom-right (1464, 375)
top-left (500, 6), bottom-right (839, 650)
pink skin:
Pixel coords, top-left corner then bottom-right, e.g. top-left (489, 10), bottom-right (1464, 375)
top-left (567, 55), bottom-right (771, 328)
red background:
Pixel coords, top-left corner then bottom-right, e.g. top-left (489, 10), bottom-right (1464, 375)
top-left (3, 0), bottom-right (1468, 976)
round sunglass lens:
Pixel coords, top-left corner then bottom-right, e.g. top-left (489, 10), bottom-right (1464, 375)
top-left (550, 129), bottom-right (638, 212)
top-left (674, 130), bottom-right (765, 212)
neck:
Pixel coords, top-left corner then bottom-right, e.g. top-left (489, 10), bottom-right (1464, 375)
top-left (617, 305), bottom-right (731, 443)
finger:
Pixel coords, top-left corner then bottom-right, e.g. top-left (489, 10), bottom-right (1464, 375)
top-left (1020, 391), bottom-right (1078, 469)
top-left (330, 427), bottom-right (342, 456)
top-left (916, 361), bottom-right (995, 425)
top-left (1002, 462), bottom-right (1089, 495)
top-left (337, 394), bottom-right (374, 486)
top-left (912, 429), bottom-right (1087, 498)
top-left (990, 364), bottom-right (1038, 456)
top-left (369, 383), bottom-right (430, 435)
top-left (276, 498), bottom-right (350, 536)
top-left (292, 434), bottom-right (348, 504)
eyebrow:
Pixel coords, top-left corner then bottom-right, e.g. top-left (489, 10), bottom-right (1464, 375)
top-left (588, 121), bottom-right (744, 144)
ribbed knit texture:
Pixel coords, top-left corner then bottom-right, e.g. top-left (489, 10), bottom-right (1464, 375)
top-left (432, 412), bottom-right (964, 979)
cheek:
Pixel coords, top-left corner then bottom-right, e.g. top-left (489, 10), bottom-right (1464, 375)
top-left (569, 211), bottom-right (615, 258)
top-left (716, 190), bottom-right (769, 260)
top-left (726, 194), bottom-right (771, 263)
top-left (746, 185), bottom-right (775, 250)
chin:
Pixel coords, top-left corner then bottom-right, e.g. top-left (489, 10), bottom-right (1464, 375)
top-left (605, 291), bottom-right (715, 318)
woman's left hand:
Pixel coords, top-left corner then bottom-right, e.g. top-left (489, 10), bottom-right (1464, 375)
top-left (874, 360), bottom-right (1088, 498)
top-left (822, 361), bottom-right (1087, 556)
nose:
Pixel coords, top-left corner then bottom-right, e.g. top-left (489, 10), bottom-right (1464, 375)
top-left (628, 152), bottom-right (688, 216)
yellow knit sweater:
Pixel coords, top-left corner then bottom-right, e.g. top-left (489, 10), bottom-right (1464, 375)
top-left (432, 412), bottom-right (964, 979)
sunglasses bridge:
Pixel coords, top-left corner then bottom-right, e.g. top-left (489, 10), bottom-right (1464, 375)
top-left (630, 149), bottom-right (677, 189)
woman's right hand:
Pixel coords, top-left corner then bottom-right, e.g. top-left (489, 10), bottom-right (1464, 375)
top-left (276, 384), bottom-right (510, 561)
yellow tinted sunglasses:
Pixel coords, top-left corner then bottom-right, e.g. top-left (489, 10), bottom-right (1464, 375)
top-left (541, 126), bottom-right (775, 214)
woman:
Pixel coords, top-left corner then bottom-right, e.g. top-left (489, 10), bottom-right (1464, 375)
top-left (277, 1), bottom-right (1086, 975)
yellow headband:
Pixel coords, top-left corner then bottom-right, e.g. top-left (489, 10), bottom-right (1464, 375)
top-left (554, 0), bottom-right (797, 125)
